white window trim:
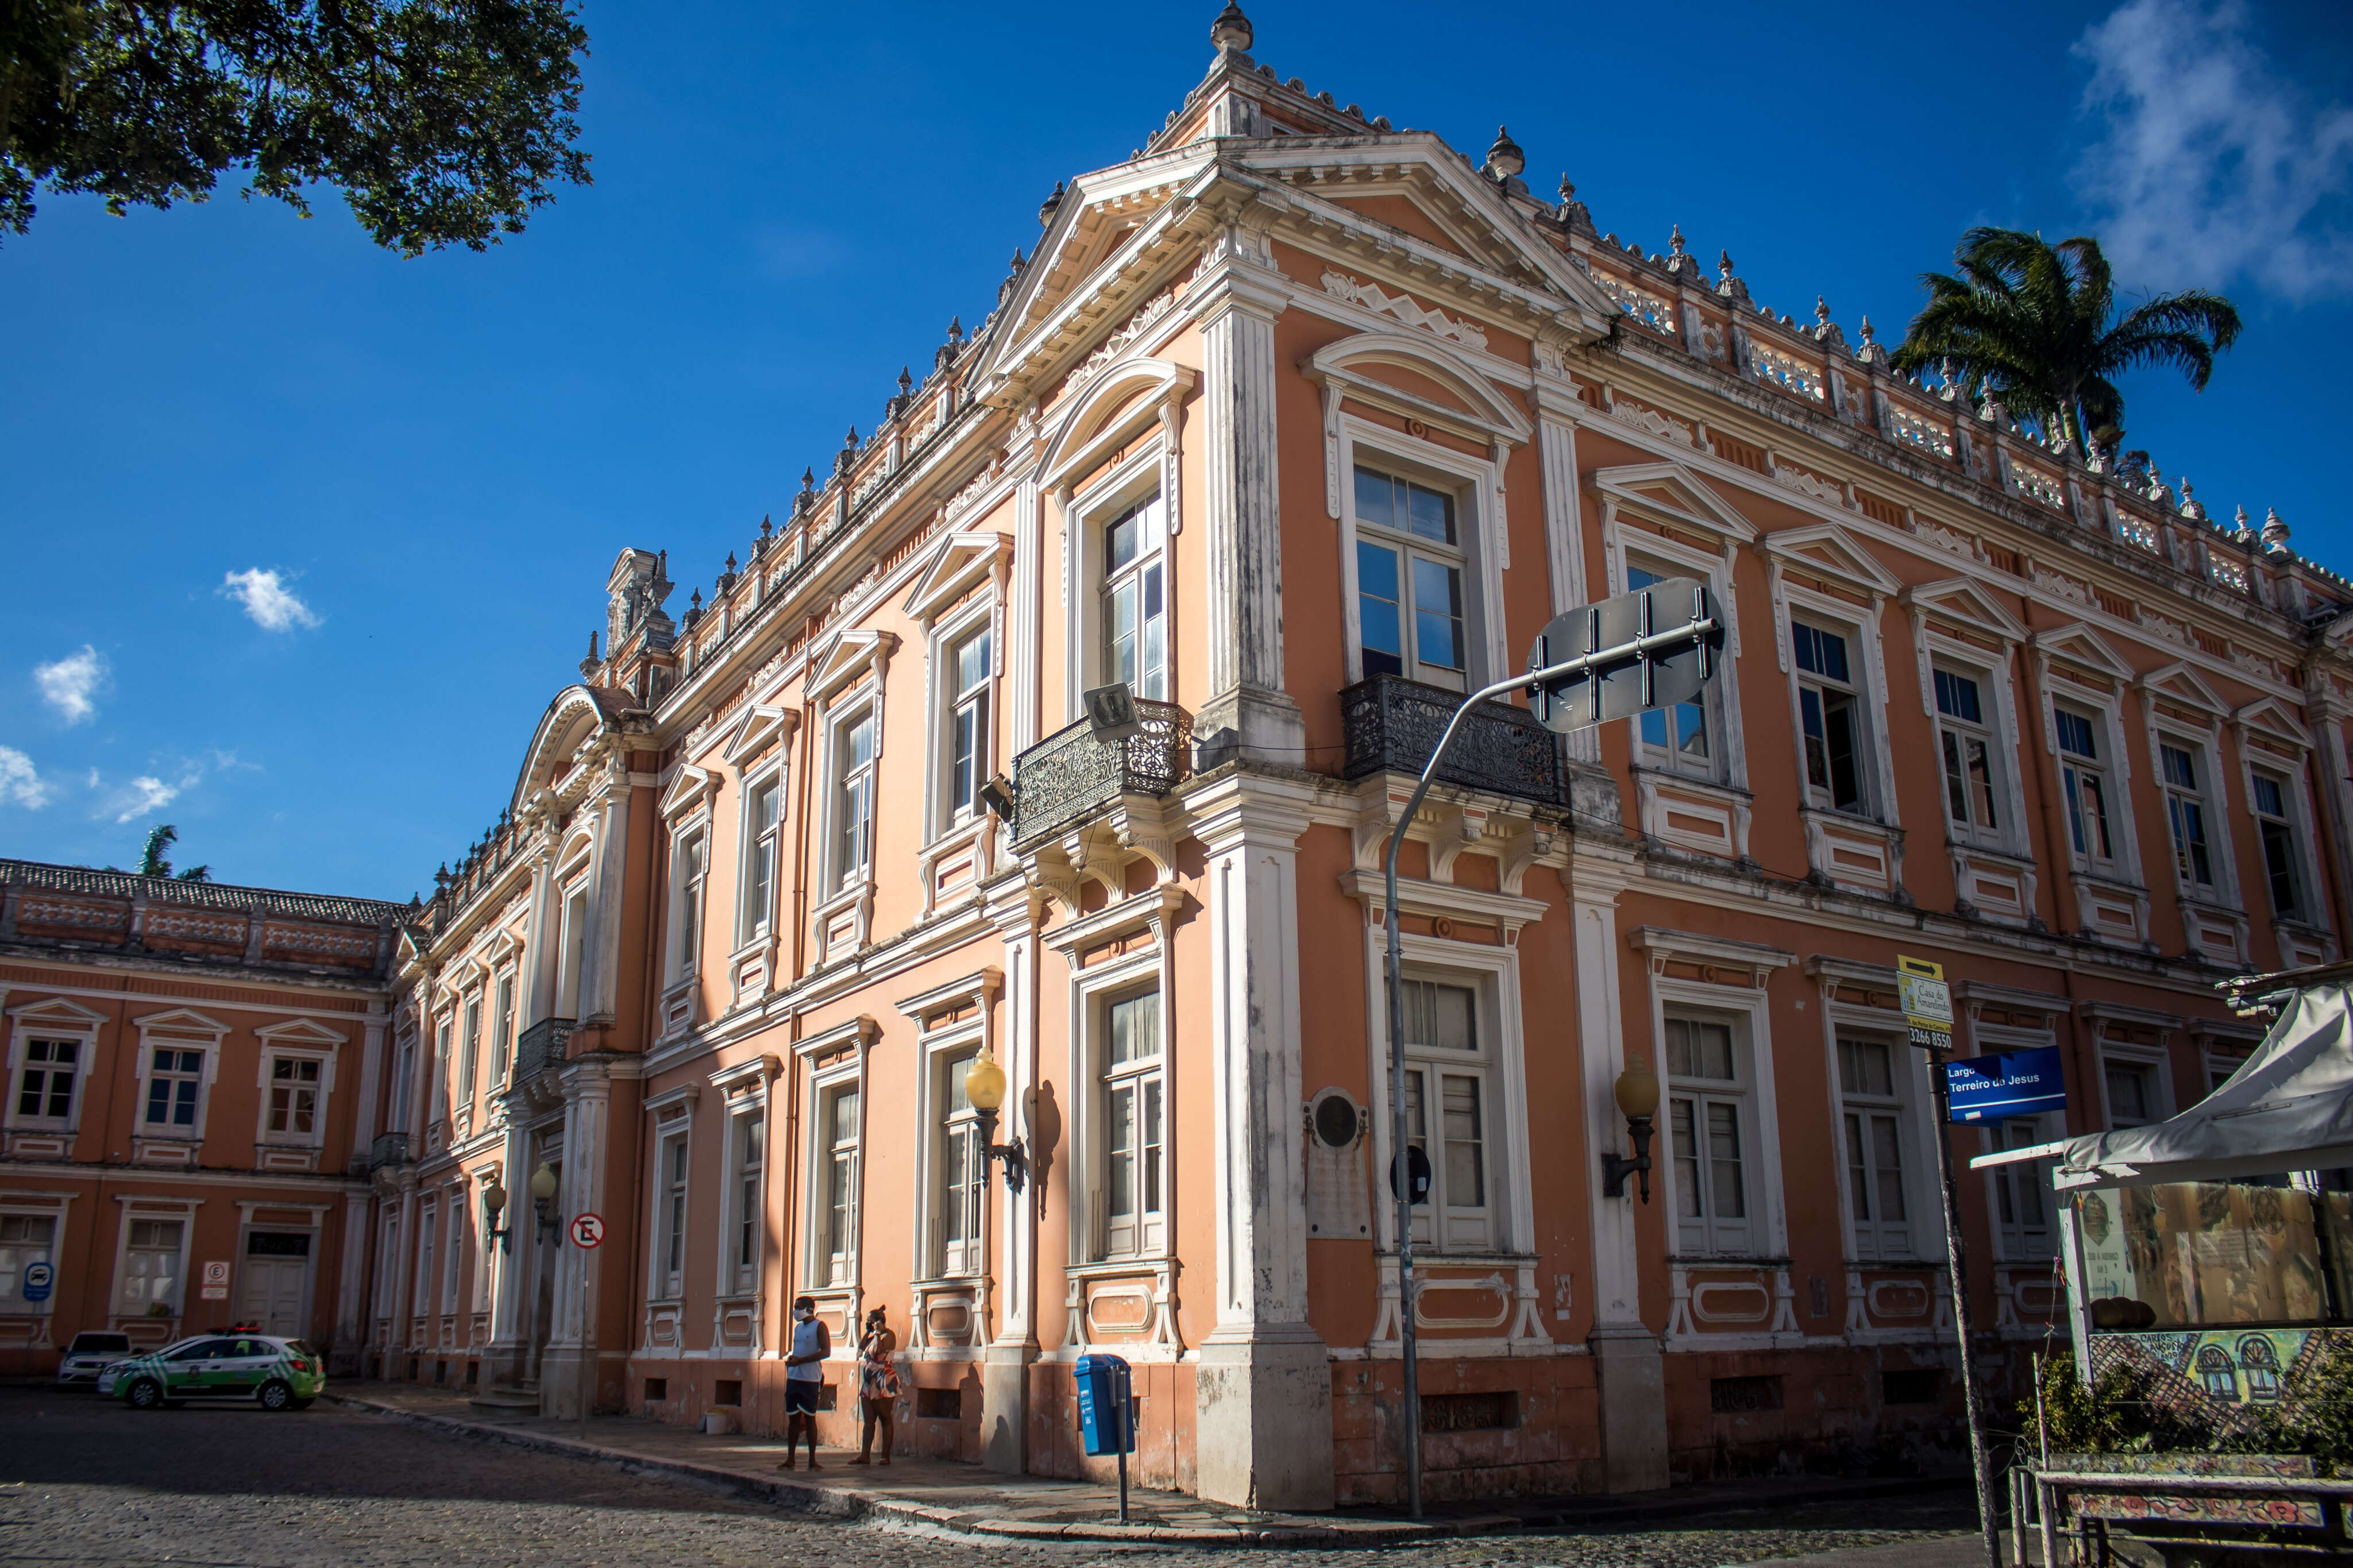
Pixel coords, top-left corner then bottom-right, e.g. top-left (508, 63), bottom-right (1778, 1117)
top-left (552, 865), bottom-right (592, 1021)
top-left (1359, 927), bottom-right (1536, 1261)
top-left (666, 814), bottom-right (711, 987)
top-left (734, 763), bottom-right (785, 948)
top-left (110, 1195), bottom-right (198, 1324)
top-left (4, 1001), bottom-right (105, 1136)
top-left (1050, 891), bottom-right (1184, 1270)
top-left (794, 1018), bottom-right (875, 1292)
top-left (253, 1041), bottom-right (337, 1150)
top-left (2244, 756), bottom-right (2323, 929)
top-left (130, 1013), bottom-right (227, 1142)
top-left (1820, 1004), bottom-right (1938, 1265)
top-left (1645, 974), bottom-right (1788, 1261)
top-left (1777, 588), bottom-right (1892, 823)
top-left (2093, 1034), bottom-right (2176, 1131)
top-left (441, 1181), bottom-right (468, 1315)
top-left (816, 683), bottom-right (884, 899)
top-left (707, 1055), bottom-right (776, 1304)
top-left (914, 1014), bottom-right (988, 1281)
top-left (925, 600), bottom-right (1000, 844)
top-left (1924, 644), bottom-right (2028, 856)
top-left (412, 1195), bottom-right (440, 1317)
top-left (2046, 682), bottom-right (2146, 886)
top-left (645, 1106), bottom-right (693, 1305)
top-left (1333, 413), bottom-right (1507, 692)
top-left (2149, 721), bottom-right (2239, 906)
top-left (0, 1192), bottom-right (73, 1316)
top-left (486, 965), bottom-right (519, 1090)
top-left (471, 1168), bottom-right (501, 1314)
top-left (1058, 443), bottom-right (1171, 720)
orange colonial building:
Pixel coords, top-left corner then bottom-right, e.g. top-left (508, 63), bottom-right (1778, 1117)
top-left (0, 860), bottom-right (407, 1375)
top-left (352, 7), bottom-right (2353, 1509)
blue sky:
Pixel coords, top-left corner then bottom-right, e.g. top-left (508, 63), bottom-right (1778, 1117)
top-left (3, 0), bottom-right (2348, 901)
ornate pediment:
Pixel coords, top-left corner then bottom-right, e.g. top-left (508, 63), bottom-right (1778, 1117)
top-left (2030, 621), bottom-right (2136, 682)
top-left (1758, 523), bottom-right (1903, 598)
top-left (1901, 577), bottom-right (2028, 644)
top-left (2233, 695), bottom-right (2312, 751)
top-left (1593, 462), bottom-right (1757, 546)
top-left (904, 531), bottom-right (1013, 624)
top-left (2137, 659), bottom-right (2227, 717)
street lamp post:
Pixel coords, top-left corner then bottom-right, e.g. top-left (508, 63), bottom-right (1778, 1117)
top-left (1384, 582), bottom-right (1721, 1517)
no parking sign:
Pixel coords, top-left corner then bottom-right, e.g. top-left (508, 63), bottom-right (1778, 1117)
top-left (569, 1212), bottom-right (604, 1249)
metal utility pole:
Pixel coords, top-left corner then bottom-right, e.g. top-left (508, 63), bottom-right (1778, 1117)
top-left (1382, 580), bottom-right (1721, 1519)
top-left (1930, 1066), bottom-right (2002, 1568)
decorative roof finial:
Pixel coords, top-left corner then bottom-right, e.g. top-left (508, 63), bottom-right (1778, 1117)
top-left (844, 426), bottom-right (859, 449)
top-left (1038, 181), bottom-right (1065, 229)
top-left (725, 551), bottom-right (738, 573)
top-left (800, 467), bottom-right (815, 493)
top-left (947, 315), bottom-right (963, 343)
top-left (897, 366), bottom-right (913, 397)
top-left (1210, 2), bottom-right (1253, 53)
top-left (1815, 296), bottom-right (1831, 326)
top-left (578, 631), bottom-right (600, 681)
top-left (2233, 505), bottom-right (2254, 543)
top-left (2178, 477), bottom-right (2206, 522)
top-left (1483, 125), bottom-right (1525, 182)
top-left (1669, 223), bottom-right (1686, 256)
top-left (2262, 506), bottom-right (2292, 549)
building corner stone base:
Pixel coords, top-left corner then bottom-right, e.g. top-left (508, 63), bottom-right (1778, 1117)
top-left (1192, 1330), bottom-right (1336, 1512)
top-left (1590, 1324), bottom-right (1671, 1493)
top-left (980, 1343), bottom-right (1035, 1474)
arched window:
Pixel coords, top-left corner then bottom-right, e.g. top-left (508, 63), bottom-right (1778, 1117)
top-left (2239, 1335), bottom-right (2281, 1401)
top-left (2195, 1345), bottom-right (2240, 1401)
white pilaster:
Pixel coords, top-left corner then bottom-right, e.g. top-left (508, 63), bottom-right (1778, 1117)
top-left (331, 1189), bottom-right (372, 1373)
top-left (1194, 218), bottom-right (1302, 760)
top-left (1534, 387), bottom-right (1599, 766)
top-left (1563, 841), bottom-right (1669, 1492)
top-left (542, 1057), bottom-right (615, 1418)
top-left (1010, 478), bottom-right (1043, 752)
top-left (578, 762), bottom-right (632, 1025)
top-left (980, 874), bottom-right (1043, 1473)
top-left (1187, 771), bottom-right (1331, 1511)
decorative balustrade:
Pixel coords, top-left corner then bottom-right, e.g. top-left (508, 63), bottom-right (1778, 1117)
top-left (2114, 511), bottom-right (2162, 554)
top-left (368, 1131), bottom-right (411, 1171)
top-left (1887, 405), bottom-right (1954, 460)
top-left (2207, 552), bottom-right (2252, 593)
top-left (513, 1017), bottom-right (577, 1080)
top-left (1592, 271), bottom-right (1679, 340)
top-left (1008, 700), bottom-right (1192, 848)
top-left (1339, 673), bottom-right (1564, 807)
top-left (2004, 454), bottom-right (2069, 512)
top-left (1749, 342), bottom-right (1824, 402)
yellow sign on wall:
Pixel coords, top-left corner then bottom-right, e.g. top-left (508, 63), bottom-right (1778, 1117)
top-left (1895, 954), bottom-right (1954, 1052)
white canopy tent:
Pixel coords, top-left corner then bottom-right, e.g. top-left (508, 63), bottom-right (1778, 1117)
top-left (2053, 976), bottom-right (2353, 1191)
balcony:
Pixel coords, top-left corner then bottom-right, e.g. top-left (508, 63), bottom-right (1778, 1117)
top-left (368, 1131), bottom-right (411, 1171)
top-left (513, 1017), bottom-right (577, 1080)
top-left (1340, 673), bottom-right (1564, 807)
top-left (1009, 699), bottom-right (1192, 847)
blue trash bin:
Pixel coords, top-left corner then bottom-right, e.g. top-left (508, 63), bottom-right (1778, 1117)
top-left (1073, 1353), bottom-right (1133, 1457)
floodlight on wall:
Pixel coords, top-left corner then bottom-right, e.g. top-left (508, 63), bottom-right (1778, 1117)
top-left (977, 774), bottom-right (1017, 821)
top-left (1081, 682), bottom-right (1141, 741)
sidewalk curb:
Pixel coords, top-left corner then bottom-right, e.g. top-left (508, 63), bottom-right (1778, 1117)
top-left (319, 1392), bottom-right (1961, 1547)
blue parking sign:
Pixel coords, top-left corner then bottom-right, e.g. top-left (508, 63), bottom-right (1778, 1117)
top-left (1945, 1047), bottom-right (2066, 1123)
top-left (22, 1262), bottom-right (52, 1303)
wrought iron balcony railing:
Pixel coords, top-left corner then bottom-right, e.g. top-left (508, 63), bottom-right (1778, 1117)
top-left (1008, 699), bottom-right (1192, 847)
top-left (1340, 673), bottom-right (1564, 807)
top-left (513, 1017), bottom-right (577, 1080)
top-left (368, 1131), bottom-right (411, 1171)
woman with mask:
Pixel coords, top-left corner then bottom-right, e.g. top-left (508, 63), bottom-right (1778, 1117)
top-left (849, 1306), bottom-right (898, 1465)
top-left (780, 1295), bottom-right (830, 1469)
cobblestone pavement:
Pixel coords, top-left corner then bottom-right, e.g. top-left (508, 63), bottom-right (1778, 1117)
top-left (0, 1389), bottom-right (1977, 1567)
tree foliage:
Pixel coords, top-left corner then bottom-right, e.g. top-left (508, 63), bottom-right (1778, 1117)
top-left (130, 823), bottom-right (210, 882)
top-left (0, 0), bottom-right (591, 254)
top-left (1891, 227), bottom-right (2240, 452)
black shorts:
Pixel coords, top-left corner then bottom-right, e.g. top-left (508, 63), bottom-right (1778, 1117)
top-left (785, 1380), bottom-right (822, 1415)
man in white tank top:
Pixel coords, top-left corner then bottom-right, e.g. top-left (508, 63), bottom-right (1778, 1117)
top-left (780, 1295), bottom-right (830, 1469)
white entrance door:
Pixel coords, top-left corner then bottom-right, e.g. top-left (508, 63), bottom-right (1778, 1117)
top-left (238, 1234), bottom-right (311, 1337)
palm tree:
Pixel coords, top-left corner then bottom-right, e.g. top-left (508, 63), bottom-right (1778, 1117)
top-left (1892, 227), bottom-right (2240, 455)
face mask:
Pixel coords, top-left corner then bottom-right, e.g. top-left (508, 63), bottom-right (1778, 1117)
top-left (795, 1308), bottom-right (813, 1322)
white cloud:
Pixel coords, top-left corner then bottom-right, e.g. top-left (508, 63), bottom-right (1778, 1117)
top-left (0, 747), bottom-right (47, 809)
top-left (221, 568), bottom-right (322, 632)
top-left (34, 644), bottom-right (108, 724)
top-left (112, 775), bottom-right (182, 824)
top-left (2072, 0), bottom-right (2353, 300)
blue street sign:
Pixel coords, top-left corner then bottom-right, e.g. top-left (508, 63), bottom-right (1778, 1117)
top-left (1945, 1046), bottom-right (2067, 1123)
top-left (21, 1262), bottom-right (52, 1304)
